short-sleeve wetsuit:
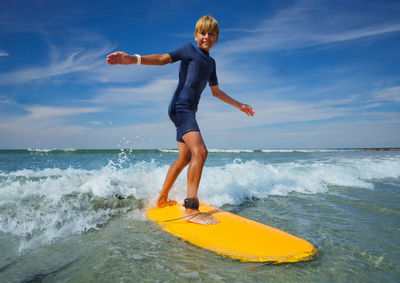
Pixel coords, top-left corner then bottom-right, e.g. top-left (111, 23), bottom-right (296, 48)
top-left (168, 42), bottom-right (218, 143)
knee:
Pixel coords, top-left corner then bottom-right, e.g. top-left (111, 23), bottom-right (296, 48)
top-left (192, 147), bottom-right (208, 163)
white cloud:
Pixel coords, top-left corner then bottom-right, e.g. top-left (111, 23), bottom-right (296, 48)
top-left (260, 118), bottom-right (400, 148)
top-left (89, 121), bottom-right (103, 125)
top-left (0, 104), bottom-right (105, 148)
top-left (25, 105), bottom-right (103, 120)
top-left (317, 23), bottom-right (400, 44)
top-left (0, 46), bottom-right (110, 85)
top-left (0, 113), bottom-right (175, 149)
top-left (373, 86), bottom-right (400, 103)
top-left (0, 93), bottom-right (397, 149)
top-left (91, 78), bottom-right (177, 106)
top-left (216, 1), bottom-right (400, 56)
top-left (197, 93), bottom-right (370, 132)
top-left (0, 95), bottom-right (14, 104)
top-left (0, 31), bottom-right (115, 85)
top-left (0, 28), bottom-right (181, 86)
top-left (0, 49), bottom-right (8, 56)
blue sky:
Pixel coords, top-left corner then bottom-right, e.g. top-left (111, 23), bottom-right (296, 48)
top-left (0, 0), bottom-right (399, 149)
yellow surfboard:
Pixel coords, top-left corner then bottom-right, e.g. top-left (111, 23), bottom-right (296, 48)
top-left (146, 203), bottom-right (317, 263)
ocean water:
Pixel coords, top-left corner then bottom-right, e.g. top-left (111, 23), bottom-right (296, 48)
top-left (0, 148), bottom-right (399, 282)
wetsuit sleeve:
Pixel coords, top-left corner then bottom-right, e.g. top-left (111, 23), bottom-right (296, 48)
top-left (208, 59), bottom-right (218, 86)
top-left (168, 43), bottom-right (193, 63)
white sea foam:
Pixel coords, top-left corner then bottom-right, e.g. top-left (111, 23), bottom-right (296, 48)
top-left (208, 149), bottom-right (254, 153)
top-left (160, 149), bottom-right (254, 153)
top-left (199, 158), bottom-right (395, 206)
top-left (159, 149), bottom-right (179, 153)
top-left (27, 148), bottom-right (77, 153)
top-left (161, 148), bottom-right (357, 153)
top-left (0, 154), bottom-right (399, 251)
top-left (27, 148), bottom-right (56, 153)
top-left (260, 149), bottom-right (355, 153)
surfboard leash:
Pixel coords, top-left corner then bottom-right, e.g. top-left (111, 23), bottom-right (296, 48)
top-left (158, 208), bottom-right (222, 223)
top-left (159, 212), bottom-right (203, 222)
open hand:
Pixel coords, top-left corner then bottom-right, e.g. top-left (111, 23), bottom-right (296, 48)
top-left (106, 51), bottom-right (134, 65)
top-left (239, 104), bottom-right (255, 117)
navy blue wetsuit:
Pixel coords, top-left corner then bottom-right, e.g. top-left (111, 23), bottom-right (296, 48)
top-left (168, 42), bottom-right (218, 142)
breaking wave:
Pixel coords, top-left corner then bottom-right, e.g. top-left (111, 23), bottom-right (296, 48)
top-left (0, 151), bottom-right (399, 251)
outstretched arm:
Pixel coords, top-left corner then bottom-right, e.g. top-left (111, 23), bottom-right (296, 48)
top-left (210, 85), bottom-right (255, 117)
top-left (106, 52), bottom-right (172, 66)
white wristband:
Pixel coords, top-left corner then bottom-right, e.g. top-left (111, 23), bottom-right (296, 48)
top-left (134, 54), bottom-right (141, 65)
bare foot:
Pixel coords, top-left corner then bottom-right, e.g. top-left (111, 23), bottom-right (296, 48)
top-left (157, 198), bottom-right (177, 208)
top-left (184, 208), bottom-right (219, 225)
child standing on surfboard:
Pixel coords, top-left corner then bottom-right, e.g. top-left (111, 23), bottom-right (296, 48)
top-left (107, 15), bottom-right (254, 225)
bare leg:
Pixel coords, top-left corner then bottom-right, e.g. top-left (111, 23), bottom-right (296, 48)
top-left (157, 142), bottom-right (191, 208)
top-left (182, 131), bottom-right (219, 225)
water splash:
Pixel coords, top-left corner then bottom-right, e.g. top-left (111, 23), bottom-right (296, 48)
top-left (0, 151), bottom-right (399, 252)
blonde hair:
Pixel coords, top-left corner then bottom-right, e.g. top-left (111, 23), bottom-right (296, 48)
top-left (194, 15), bottom-right (219, 38)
